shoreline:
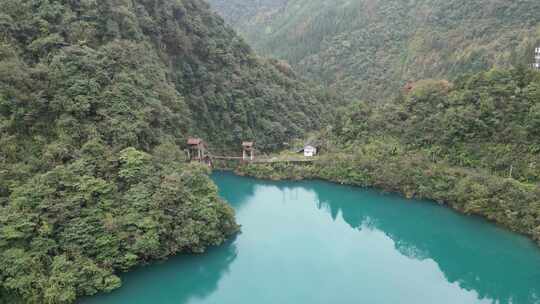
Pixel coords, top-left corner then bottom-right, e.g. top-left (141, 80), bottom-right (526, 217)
top-left (213, 159), bottom-right (540, 247)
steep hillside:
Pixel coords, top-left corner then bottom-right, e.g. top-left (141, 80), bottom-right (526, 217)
top-left (208, 0), bottom-right (287, 27)
top-left (2, 0), bottom-right (330, 151)
top-left (0, 0), bottom-right (328, 302)
top-left (209, 0), bottom-right (540, 100)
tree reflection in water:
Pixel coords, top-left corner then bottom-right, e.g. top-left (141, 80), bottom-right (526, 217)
top-left (84, 172), bottom-right (540, 304)
top-left (292, 179), bottom-right (540, 304)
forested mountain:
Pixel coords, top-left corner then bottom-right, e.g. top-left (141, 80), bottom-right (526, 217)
top-left (209, 0), bottom-right (540, 100)
top-left (333, 68), bottom-right (540, 183)
top-left (0, 0), bottom-right (330, 302)
top-left (238, 67), bottom-right (540, 246)
top-left (208, 0), bottom-right (287, 27)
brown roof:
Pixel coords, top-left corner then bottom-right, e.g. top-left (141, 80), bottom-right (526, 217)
top-left (242, 141), bottom-right (254, 147)
top-left (403, 82), bottom-right (415, 94)
top-left (187, 138), bottom-right (203, 145)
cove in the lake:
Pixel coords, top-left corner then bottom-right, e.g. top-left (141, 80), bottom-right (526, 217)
top-left (83, 171), bottom-right (540, 304)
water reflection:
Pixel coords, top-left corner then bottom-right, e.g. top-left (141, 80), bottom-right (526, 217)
top-left (85, 172), bottom-right (540, 304)
top-left (213, 171), bottom-right (257, 209)
top-left (81, 237), bottom-right (239, 304)
top-left (274, 178), bottom-right (540, 304)
top-left (170, 238), bottom-right (238, 303)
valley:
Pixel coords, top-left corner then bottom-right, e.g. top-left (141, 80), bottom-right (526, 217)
top-left (1, 0), bottom-right (540, 303)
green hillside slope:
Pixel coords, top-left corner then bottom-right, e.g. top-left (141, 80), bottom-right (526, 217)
top-left (237, 67), bottom-right (540, 246)
top-left (208, 0), bottom-right (287, 27)
top-left (209, 0), bottom-right (540, 100)
top-left (0, 0), bottom-right (330, 302)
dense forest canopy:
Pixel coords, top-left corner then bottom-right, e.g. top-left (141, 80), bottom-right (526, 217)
top-left (208, 0), bottom-right (287, 27)
top-left (2, 0), bottom-right (540, 302)
top-left (2, 0), bottom-right (332, 151)
top-left (209, 0), bottom-right (540, 100)
top-left (333, 68), bottom-right (540, 183)
top-left (0, 0), bottom-right (334, 302)
top-left (237, 67), bottom-right (540, 247)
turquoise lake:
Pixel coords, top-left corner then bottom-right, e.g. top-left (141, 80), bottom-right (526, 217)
top-left (83, 171), bottom-right (540, 304)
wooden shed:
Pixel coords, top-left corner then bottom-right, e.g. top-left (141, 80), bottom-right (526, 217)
top-left (187, 138), bottom-right (207, 161)
top-left (242, 142), bottom-right (255, 161)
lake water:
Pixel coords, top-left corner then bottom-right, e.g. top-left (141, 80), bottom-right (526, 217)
top-left (83, 171), bottom-right (540, 304)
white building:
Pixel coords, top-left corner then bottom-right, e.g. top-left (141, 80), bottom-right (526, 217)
top-left (303, 145), bottom-right (317, 157)
top-left (534, 47), bottom-right (540, 70)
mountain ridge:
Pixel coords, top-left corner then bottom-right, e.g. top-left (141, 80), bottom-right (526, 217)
top-left (0, 0), bottom-right (332, 302)
top-left (209, 0), bottom-right (540, 100)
